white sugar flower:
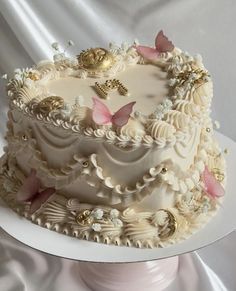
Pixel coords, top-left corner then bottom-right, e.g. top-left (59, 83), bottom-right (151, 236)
top-left (51, 42), bottom-right (59, 50)
top-left (1, 74), bottom-right (7, 80)
top-left (92, 223), bottom-right (102, 232)
top-left (14, 74), bottom-right (22, 81)
top-left (53, 53), bottom-right (65, 62)
top-left (68, 40), bottom-right (74, 46)
top-left (92, 209), bottom-right (104, 220)
top-left (79, 70), bottom-right (88, 79)
top-left (14, 68), bottom-right (21, 74)
top-left (67, 57), bottom-right (78, 66)
top-left (110, 209), bottom-right (119, 218)
top-left (168, 78), bottom-right (177, 87)
top-left (162, 98), bottom-right (173, 109)
top-left (201, 202), bottom-right (210, 213)
top-left (121, 42), bottom-right (129, 51)
top-left (175, 86), bottom-right (185, 98)
top-left (194, 54), bottom-right (202, 63)
top-left (213, 120), bottom-right (220, 129)
top-left (112, 218), bottom-right (123, 227)
top-left (7, 90), bottom-right (13, 97)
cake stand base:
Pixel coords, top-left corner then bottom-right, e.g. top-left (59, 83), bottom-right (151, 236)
top-left (78, 256), bottom-right (179, 291)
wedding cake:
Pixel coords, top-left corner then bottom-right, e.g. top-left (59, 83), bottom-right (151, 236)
top-left (0, 31), bottom-right (226, 248)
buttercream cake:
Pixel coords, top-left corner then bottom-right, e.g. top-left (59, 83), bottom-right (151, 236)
top-left (0, 31), bottom-right (226, 248)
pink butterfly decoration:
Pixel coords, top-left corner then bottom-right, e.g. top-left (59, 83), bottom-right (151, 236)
top-left (17, 169), bottom-right (55, 214)
top-left (92, 96), bottom-right (136, 127)
top-left (202, 166), bottom-right (225, 199)
top-left (136, 30), bottom-right (174, 61)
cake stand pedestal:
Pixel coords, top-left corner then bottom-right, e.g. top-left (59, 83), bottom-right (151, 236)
top-left (78, 257), bottom-right (179, 291)
top-left (1, 133), bottom-right (236, 291)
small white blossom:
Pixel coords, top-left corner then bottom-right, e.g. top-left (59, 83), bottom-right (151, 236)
top-left (14, 74), bottom-right (22, 81)
top-left (7, 90), bottom-right (13, 97)
top-left (68, 40), bottom-right (74, 46)
top-left (201, 202), bottom-right (210, 213)
top-left (189, 72), bottom-right (198, 81)
top-left (121, 42), bottom-right (129, 51)
top-left (79, 70), bottom-right (88, 79)
top-left (53, 53), bottom-right (66, 62)
top-left (92, 223), bottom-right (102, 232)
top-left (175, 86), bottom-right (185, 97)
top-left (109, 42), bottom-right (116, 49)
top-left (1, 74), bottom-right (8, 80)
top-left (168, 78), bottom-right (177, 87)
top-left (92, 209), bottom-right (104, 220)
top-left (213, 120), bottom-right (220, 129)
top-left (51, 42), bottom-right (59, 50)
top-left (14, 68), bottom-right (21, 74)
top-left (112, 218), bottom-right (123, 227)
top-left (110, 209), bottom-right (119, 218)
top-left (134, 111), bottom-right (141, 118)
top-left (194, 54), bottom-right (202, 63)
top-left (67, 57), bottom-right (78, 66)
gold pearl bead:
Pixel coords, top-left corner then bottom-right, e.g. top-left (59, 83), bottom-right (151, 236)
top-left (22, 134), bottom-right (28, 141)
top-left (161, 167), bottom-right (168, 174)
top-left (206, 127), bottom-right (211, 133)
top-left (82, 161), bottom-right (89, 168)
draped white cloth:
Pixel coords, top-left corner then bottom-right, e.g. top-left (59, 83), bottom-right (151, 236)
top-left (0, 0), bottom-right (236, 290)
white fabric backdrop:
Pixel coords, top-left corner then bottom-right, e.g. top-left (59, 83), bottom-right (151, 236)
top-left (0, 1), bottom-right (236, 290)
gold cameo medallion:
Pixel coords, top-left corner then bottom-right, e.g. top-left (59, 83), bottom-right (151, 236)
top-left (76, 210), bottom-right (93, 226)
top-left (78, 48), bottom-right (115, 72)
top-left (37, 96), bottom-right (64, 114)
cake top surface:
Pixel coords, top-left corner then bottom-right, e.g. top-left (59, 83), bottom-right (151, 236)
top-left (4, 31), bottom-right (212, 149)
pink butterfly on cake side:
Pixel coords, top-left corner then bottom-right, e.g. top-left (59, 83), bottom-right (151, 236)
top-left (17, 169), bottom-right (55, 214)
top-left (92, 96), bottom-right (136, 127)
top-left (136, 30), bottom-right (174, 61)
top-left (202, 166), bottom-right (225, 199)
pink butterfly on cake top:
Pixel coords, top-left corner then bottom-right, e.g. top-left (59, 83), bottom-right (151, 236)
top-left (136, 30), bottom-right (174, 60)
top-left (202, 166), bottom-right (225, 199)
top-left (92, 96), bottom-right (136, 127)
top-left (17, 169), bottom-right (55, 213)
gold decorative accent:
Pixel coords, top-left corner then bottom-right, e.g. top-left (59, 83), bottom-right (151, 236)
top-left (175, 69), bottom-right (209, 87)
top-left (28, 71), bottom-right (40, 81)
top-left (95, 79), bottom-right (129, 99)
top-left (78, 48), bottom-right (115, 72)
top-left (82, 161), bottom-right (89, 168)
top-left (76, 210), bottom-right (93, 226)
top-left (22, 134), bottom-right (28, 141)
top-left (159, 209), bottom-right (178, 239)
top-left (206, 127), bottom-right (211, 133)
top-left (37, 96), bottom-right (64, 114)
top-left (212, 168), bottom-right (225, 182)
top-left (161, 167), bottom-right (168, 174)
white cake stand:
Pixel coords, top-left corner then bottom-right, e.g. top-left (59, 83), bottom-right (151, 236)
top-left (1, 132), bottom-right (236, 291)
